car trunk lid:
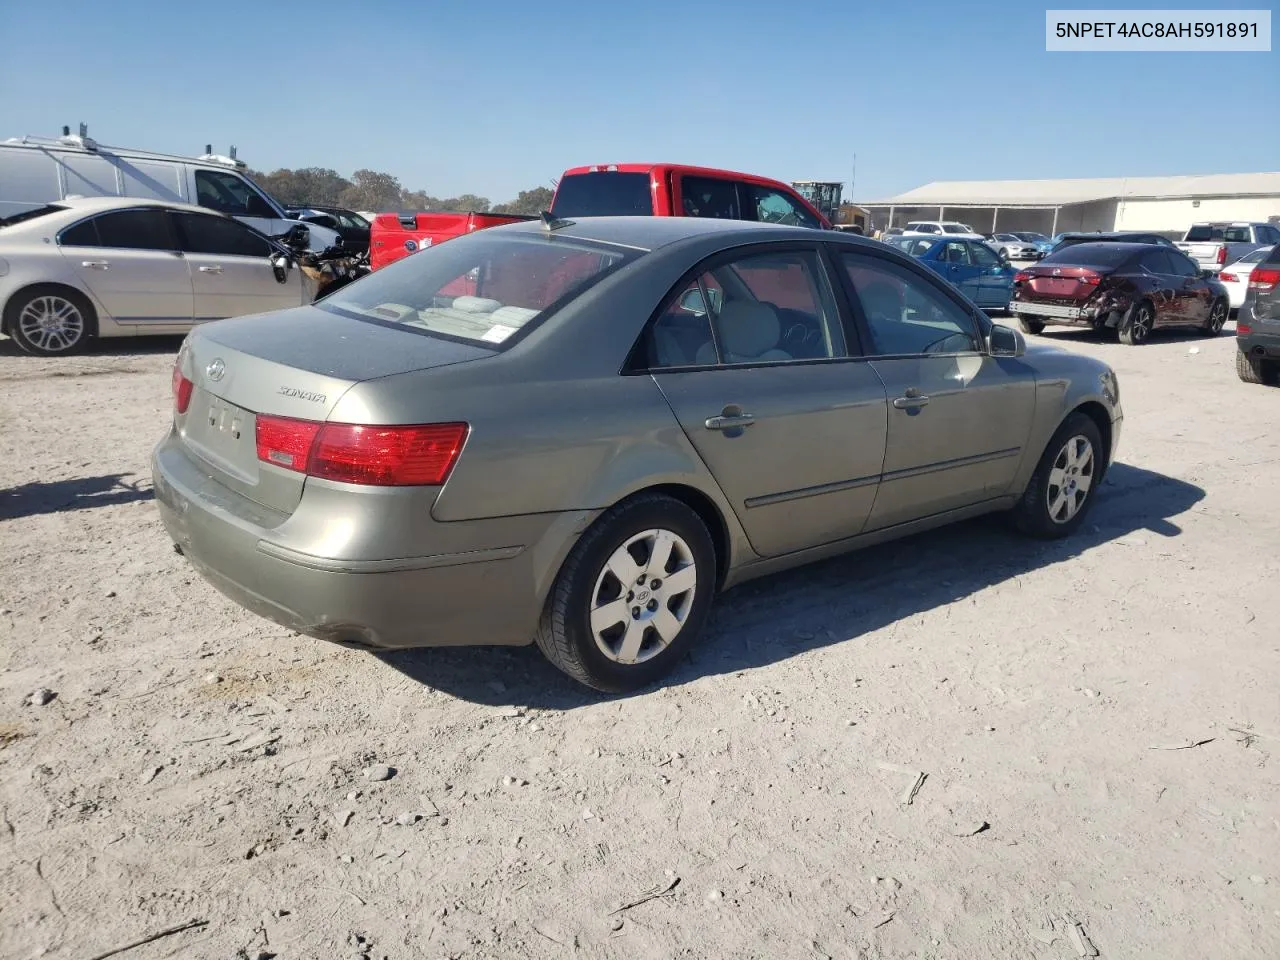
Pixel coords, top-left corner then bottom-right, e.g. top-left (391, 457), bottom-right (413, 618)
top-left (1017, 264), bottom-right (1108, 302)
top-left (174, 305), bottom-right (493, 515)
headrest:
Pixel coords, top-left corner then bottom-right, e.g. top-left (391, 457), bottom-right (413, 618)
top-left (718, 300), bottom-right (780, 358)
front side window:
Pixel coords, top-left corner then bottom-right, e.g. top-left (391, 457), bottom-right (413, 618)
top-left (745, 186), bottom-right (821, 228)
top-left (841, 252), bottom-right (980, 357)
top-left (64, 209), bottom-right (175, 250)
top-left (940, 241), bottom-right (971, 265)
top-left (680, 176), bottom-right (741, 220)
top-left (969, 242), bottom-right (1002, 268)
top-left (174, 212), bottom-right (273, 258)
top-left (322, 232), bottom-right (636, 348)
top-left (195, 170), bottom-right (276, 218)
top-left (647, 249), bottom-right (842, 368)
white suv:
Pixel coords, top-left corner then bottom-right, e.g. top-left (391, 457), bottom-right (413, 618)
top-left (903, 220), bottom-right (985, 240)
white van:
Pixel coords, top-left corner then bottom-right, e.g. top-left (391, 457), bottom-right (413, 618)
top-left (0, 128), bottom-right (340, 253)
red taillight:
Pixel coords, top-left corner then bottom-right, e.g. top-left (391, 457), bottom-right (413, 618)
top-left (1237, 322), bottom-right (1253, 335)
top-left (1217, 246), bottom-right (1228, 265)
top-left (255, 416), bottom-right (322, 473)
top-left (172, 363), bottom-right (193, 415)
top-left (254, 417), bottom-right (468, 486)
top-left (1219, 272), bottom-right (1238, 283)
top-left (1249, 267), bottom-right (1280, 292)
top-left (1078, 271), bottom-right (1102, 287)
top-left (1014, 270), bottom-right (1031, 283)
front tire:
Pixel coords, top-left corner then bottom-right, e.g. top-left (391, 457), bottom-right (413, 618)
top-left (1011, 412), bottom-right (1105, 539)
top-left (1118, 301), bottom-right (1154, 345)
top-left (1200, 298), bottom-right (1228, 336)
top-left (534, 493), bottom-right (717, 692)
top-left (1019, 317), bottom-right (1046, 335)
top-left (4, 286), bottom-right (95, 356)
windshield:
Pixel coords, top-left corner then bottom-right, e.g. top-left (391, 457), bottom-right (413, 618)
top-left (321, 231), bottom-right (638, 347)
top-left (551, 172), bottom-right (653, 217)
top-left (1014, 232), bottom-right (1048, 242)
top-left (0, 204), bottom-right (66, 228)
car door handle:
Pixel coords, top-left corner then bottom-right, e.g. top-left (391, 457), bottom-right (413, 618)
top-left (892, 394), bottom-right (931, 410)
top-left (705, 413), bottom-right (755, 431)
top-left (198, 265), bottom-right (224, 274)
top-left (81, 260), bottom-right (109, 270)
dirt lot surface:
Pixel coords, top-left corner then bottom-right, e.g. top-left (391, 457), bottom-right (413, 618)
top-left (2, 325), bottom-right (1278, 960)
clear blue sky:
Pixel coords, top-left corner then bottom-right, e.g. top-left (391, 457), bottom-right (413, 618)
top-left (2, 0), bottom-right (1276, 203)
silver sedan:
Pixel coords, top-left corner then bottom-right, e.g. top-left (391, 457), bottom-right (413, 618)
top-left (153, 216), bottom-right (1123, 691)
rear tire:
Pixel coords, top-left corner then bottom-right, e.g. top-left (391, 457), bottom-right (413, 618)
top-left (1236, 349), bottom-right (1276, 386)
top-left (534, 493), bottom-right (717, 692)
top-left (1019, 318), bottom-right (1046, 335)
top-left (1118, 301), bottom-right (1154, 346)
top-left (4, 285), bottom-right (95, 356)
top-left (1010, 412), bottom-right (1104, 540)
top-left (1200, 298), bottom-right (1228, 336)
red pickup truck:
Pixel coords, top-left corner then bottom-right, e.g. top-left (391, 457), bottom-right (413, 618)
top-left (369, 163), bottom-right (830, 270)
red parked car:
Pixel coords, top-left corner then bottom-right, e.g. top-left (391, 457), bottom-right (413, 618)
top-left (368, 163), bottom-right (830, 271)
top-left (1009, 242), bottom-right (1230, 345)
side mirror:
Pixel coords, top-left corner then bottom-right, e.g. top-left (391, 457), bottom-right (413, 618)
top-left (678, 289), bottom-right (707, 315)
top-left (270, 252), bottom-right (292, 284)
top-left (988, 322), bottom-right (1026, 358)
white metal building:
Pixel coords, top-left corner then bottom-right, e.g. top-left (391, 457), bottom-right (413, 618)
top-left (859, 172), bottom-right (1280, 238)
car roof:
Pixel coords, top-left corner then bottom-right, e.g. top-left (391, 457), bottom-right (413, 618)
top-left (1052, 241), bottom-right (1152, 255)
top-left (46, 196), bottom-right (213, 216)
top-left (492, 215), bottom-right (839, 252)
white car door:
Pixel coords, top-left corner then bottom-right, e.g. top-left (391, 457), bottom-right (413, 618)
top-left (171, 211), bottom-right (306, 321)
top-left (56, 207), bottom-right (194, 330)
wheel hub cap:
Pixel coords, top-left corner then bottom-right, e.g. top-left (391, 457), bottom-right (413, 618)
top-left (1047, 435), bottom-right (1095, 524)
top-left (590, 529), bottom-right (697, 665)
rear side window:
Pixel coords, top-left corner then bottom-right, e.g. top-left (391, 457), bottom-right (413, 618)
top-left (174, 212), bottom-right (272, 257)
top-left (1, 205), bottom-right (66, 228)
top-left (59, 218), bottom-right (100, 246)
top-left (1140, 249), bottom-right (1171, 273)
top-left (550, 172), bottom-right (653, 217)
top-left (82, 209), bottom-right (175, 250)
top-left (681, 176), bottom-right (741, 219)
top-left (321, 232), bottom-right (637, 347)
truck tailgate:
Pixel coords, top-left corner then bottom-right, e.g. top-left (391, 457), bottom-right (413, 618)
top-left (370, 211), bottom-right (536, 270)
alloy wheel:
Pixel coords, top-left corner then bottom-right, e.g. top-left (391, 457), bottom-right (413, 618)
top-left (1206, 300), bottom-right (1227, 334)
top-left (1046, 435), bottom-right (1095, 524)
top-left (589, 529), bottom-right (697, 665)
top-left (17, 295), bottom-right (86, 353)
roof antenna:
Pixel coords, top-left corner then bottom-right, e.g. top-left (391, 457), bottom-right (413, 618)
top-left (540, 209), bottom-right (573, 232)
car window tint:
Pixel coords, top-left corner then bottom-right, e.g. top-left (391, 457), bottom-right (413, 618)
top-left (969, 242), bottom-right (1001, 267)
top-left (59, 218), bottom-right (100, 246)
top-left (91, 209), bottom-right (175, 250)
top-left (841, 253), bottom-right (980, 357)
top-left (939, 241), bottom-right (971, 265)
top-left (1140, 249), bottom-right (1170, 274)
top-left (647, 279), bottom-right (717, 368)
top-left (1165, 250), bottom-right (1199, 277)
top-left (746, 186), bottom-right (821, 228)
top-left (680, 176), bottom-right (740, 219)
top-left (174, 213), bottom-right (272, 257)
top-left (195, 170), bottom-right (272, 217)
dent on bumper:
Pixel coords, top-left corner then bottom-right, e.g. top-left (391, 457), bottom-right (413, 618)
top-left (151, 436), bottom-right (590, 650)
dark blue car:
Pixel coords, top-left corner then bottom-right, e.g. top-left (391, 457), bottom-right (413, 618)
top-left (886, 235), bottom-right (1016, 310)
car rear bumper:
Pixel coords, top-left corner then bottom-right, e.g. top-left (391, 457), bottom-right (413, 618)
top-left (151, 429), bottom-right (593, 650)
top-left (1237, 325), bottom-right (1280, 360)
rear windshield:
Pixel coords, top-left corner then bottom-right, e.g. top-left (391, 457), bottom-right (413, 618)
top-left (1015, 232), bottom-right (1048, 242)
top-left (1042, 244), bottom-right (1136, 268)
top-left (0, 204), bottom-right (66, 228)
top-left (320, 231), bottom-right (638, 347)
top-left (1184, 224), bottom-right (1252, 242)
top-left (551, 172), bottom-right (653, 217)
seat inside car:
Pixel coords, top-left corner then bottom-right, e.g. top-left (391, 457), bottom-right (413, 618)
top-left (694, 300), bottom-right (792, 364)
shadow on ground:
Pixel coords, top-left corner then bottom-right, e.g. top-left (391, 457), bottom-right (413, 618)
top-left (0, 474), bottom-right (153, 520)
top-left (0, 335), bottom-right (184, 359)
top-left (1034, 324), bottom-right (1231, 347)
top-left (379, 462), bottom-right (1205, 709)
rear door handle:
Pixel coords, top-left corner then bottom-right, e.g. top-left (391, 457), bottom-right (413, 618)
top-left (198, 265), bottom-right (223, 274)
top-left (705, 413), bottom-right (755, 430)
top-left (81, 260), bottom-right (109, 270)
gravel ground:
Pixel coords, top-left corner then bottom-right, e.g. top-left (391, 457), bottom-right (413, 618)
top-left (2, 323), bottom-right (1278, 960)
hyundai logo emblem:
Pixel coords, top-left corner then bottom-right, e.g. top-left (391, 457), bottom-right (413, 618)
top-left (206, 358), bottom-right (226, 382)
